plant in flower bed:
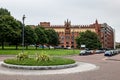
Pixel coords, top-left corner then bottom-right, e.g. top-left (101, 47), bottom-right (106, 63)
top-left (16, 52), bottom-right (29, 61)
top-left (4, 52), bottom-right (75, 66)
top-left (35, 52), bottom-right (51, 62)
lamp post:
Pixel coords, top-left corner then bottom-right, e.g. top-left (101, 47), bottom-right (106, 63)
top-left (22, 15), bottom-right (26, 53)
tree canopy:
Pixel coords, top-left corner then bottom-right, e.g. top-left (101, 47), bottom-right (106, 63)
top-left (35, 26), bottom-right (48, 48)
top-left (45, 29), bottom-right (59, 46)
top-left (0, 8), bottom-right (22, 49)
top-left (24, 25), bottom-right (38, 49)
top-left (76, 30), bottom-right (101, 49)
top-left (0, 8), bottom-right (10, 16)
top-left (0, 8), bottom-right (59, 50)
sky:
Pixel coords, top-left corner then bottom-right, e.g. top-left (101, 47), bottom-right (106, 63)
top-left (0, 0), bottom-right (120, 42)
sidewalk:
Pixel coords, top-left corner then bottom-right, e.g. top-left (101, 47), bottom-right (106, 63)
top-left (0, 62), bottom-right (98, 75)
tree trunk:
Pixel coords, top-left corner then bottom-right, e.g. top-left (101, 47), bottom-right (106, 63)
top-left (26, 45), bottom-right (28, 50)
top-left (15, 44), bottom-right (18, 50)
top-left (49, 45), bottom-right (50, 49)
top-left (26, 44), bottom-right (28, 50)
top-left (36, 46), bottom-right (37, 50)
top-left (1, 41), bottom-right (4, 50)
top-left (42, 45), bottom-right (44, 49)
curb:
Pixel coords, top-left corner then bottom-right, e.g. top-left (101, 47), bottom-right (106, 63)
top-left (1, 62), bottom-right (78, 70)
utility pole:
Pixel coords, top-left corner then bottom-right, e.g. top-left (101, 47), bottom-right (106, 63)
top-left (22, 15), bottom-right (26, 53)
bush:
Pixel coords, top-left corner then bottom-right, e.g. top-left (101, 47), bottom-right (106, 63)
top-left (35, 52), bottom-right (51, 62)
top-left (16, 52), bottom-right (29, 61)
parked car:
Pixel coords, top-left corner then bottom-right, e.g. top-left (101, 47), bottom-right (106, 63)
top-left (49, 46), bottom-right (54, 49)
top-left (54, 46), bottom-right (62, 49)
top-left (95, 50), bottom-right (105, 54)
top-left (104, 50), bottom-right (117, 56)
top-left (79, 50), bottom-right (91, 55)
top-left (67, 47), bottom-right (71, 49)
top-left (104, 50), bottom-right (112, 56)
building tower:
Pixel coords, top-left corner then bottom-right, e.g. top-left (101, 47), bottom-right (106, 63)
top-left (64, 19), bottom-right (72, 48)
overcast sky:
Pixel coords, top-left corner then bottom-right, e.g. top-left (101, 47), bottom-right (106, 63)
top-left (0, 0), bottom-right (120, 42)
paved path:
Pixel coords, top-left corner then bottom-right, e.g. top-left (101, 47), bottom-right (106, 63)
top-left (0, 54), bottom-right (120, 80)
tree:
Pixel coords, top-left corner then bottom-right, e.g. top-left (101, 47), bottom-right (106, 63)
top-left (45, 29), bottom-right (59, 49)
top-left (76, 30), bottom-right (101, 49)
top-left (0, 8), bottom-right (10, 16)
top-left (35, 26), bottom-right (48, 49)
top-left (24, 25), bottom-right (38, 49)
top-left (0, 8), bottom-right (11, 49)
top-left (0, 15), bottom-right (22, 49)
top-left (0, 8), bottom-right (22, 49)
top-left (8, 20), bottom-right (22, 50)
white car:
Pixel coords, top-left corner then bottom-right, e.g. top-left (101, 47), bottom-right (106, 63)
top-left (79, 50), bottom-right (91, 55)
top-left (104, 50), bottom-right (112, 56)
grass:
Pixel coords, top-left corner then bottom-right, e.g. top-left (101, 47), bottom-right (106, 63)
top-left (0, 46), bottom-right (79, 56)
top-left (4, 57), bottom-right (75, 66)
top-left (2, 46), bottom-right (77, 66)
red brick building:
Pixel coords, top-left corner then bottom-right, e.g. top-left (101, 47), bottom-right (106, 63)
top-left (39, 19), bottom-right (114, 49)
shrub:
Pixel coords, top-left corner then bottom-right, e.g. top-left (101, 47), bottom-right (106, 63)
top-left (16, 52), bottom-right (29, 61)
top-left (35, 52), bottom-right (51, 62)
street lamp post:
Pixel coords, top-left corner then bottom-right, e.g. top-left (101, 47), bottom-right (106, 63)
top-left (22, 15), bottom-right (26, 53)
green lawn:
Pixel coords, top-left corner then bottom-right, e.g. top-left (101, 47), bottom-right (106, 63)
top-left (4, 57), bottom-right (75, 66)
top-left (0, 46), bottom-right (79, 56)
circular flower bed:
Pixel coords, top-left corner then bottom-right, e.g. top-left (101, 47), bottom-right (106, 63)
top-left (4, 57), bottom-right (75, 66)
top-left (2, 53), bottom-right (77, 70)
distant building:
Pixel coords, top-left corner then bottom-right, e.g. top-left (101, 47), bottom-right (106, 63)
top-left (115, 42), bottom-right (120, 48)
top-left (39, 19), bottom-right (114, 49)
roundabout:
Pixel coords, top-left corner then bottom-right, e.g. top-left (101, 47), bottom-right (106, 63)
top-left (0, 61), bottom-right (99, 75)
top-left (1, 61), bottom-right (78, 70)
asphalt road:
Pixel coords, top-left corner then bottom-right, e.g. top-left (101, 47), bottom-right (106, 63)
top-left (0, 53), bottom-right (120, 80)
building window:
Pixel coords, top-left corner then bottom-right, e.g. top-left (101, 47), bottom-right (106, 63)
top-left (60, 36), bottom-right (64, 39)
top-left (71, 45), bottom-right (74, 48)
top-left (66, 42), bottom-right (69, 44)
top-left (66, 45), bottom-right (69, 47)
top-left (65, 36), bottom-right (70, 39)
top-left (71, 36), bottom-right (74, 40)
top-left (71, 42), bottom-right (74, 44)
top-left (61, 45), bottom-right (64, 48)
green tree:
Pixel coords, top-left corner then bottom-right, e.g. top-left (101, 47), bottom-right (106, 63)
top-left (0, 8), bottom-right (10, 16)
top-left (35, 26), bottom-right (48, 49)
top-left (8, 20), bottom-right (22, 50)
top-left (24, 25), bottom-right (38, 49)
top-left (45, 29), bottom-right (59, 49)
top-left (0, 8), bottom-right (11, 49)
top-left (76, 30), bottom-right (101, 49)
top-left (0, 15), bottom-right (22, 49)
top-left (0, 8), bottom-right (22, 49)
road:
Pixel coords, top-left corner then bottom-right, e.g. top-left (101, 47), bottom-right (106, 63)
top-left (0, 53), bottom-right (120, 80)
